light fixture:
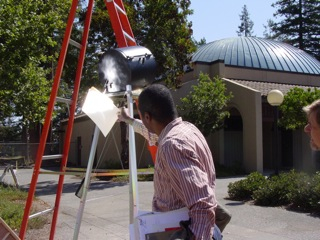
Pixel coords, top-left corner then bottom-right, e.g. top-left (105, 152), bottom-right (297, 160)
top-left (267, 89), bottom-right (284, 106)
top-left (98, 46), bottom-right (157, 92)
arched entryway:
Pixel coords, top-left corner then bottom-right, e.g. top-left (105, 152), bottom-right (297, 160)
top-left (224, 107), bottom-right (243, 167)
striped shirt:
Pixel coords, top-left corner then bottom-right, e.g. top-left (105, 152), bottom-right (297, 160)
top-left (153, 117), bottom-right (217, 240)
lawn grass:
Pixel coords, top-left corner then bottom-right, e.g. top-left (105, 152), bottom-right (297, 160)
top-left (0, 183), bottom-right (48, 232)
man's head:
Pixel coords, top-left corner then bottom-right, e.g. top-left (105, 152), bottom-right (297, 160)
top-left (303, 99), bottom-right (320, 150)
top-left (138, 84), bottom-right (178, 135)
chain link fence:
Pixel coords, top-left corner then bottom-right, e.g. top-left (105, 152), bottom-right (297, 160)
top-left (0, 142), bottom-right (60, 167)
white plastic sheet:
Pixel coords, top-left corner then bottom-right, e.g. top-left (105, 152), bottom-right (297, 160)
top-left (82, 87), bottom-right (118, 137)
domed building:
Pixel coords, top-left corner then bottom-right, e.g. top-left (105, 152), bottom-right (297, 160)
top-left (174, 36), bottom-right (320, 173)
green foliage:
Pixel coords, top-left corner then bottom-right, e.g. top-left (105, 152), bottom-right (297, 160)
top-left (279, 87), bottom-right (320, 130)
top-left (194, 38), bottom-right (207, 48)
top-left (253, 170), bottom-right (298, 206)
top-left (0, 0), bottom-right (71, 127)
top-left (0, 201), bottom-right (24, 230)
top-left (228, 170), bottom-right (320, 214)
top-left (270, 0), bottom-right (320, 60)
top-left (142, 0), bottom-right (196, 87)
top-left (237, 5), bottom-right (254, 37)
top-left (288, 171), bottom-right (320, 212)
top-left (0, 123), bottom-right (21, 142)
top-left (178, 73), bottom-right (233, 136)
top-left (0, 184), bottom-right (46, 230)
top-left (227, 172), bottom-right (267, 200)
top-left (263, 19), bottom-right (276, 38)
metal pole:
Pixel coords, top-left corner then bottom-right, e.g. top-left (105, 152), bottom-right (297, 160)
top-left (274, 106), bottom-right (280, 175)
top-left (126, 85), bottom-right (139, 240)
top-left (73, 125), bottom-right (100, 240)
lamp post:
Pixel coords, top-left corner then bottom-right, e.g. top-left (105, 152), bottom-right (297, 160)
top-left (267, 90), bottom-right (284, 175)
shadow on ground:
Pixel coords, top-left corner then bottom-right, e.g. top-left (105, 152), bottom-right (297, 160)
top-left (21, 180), bottom-right (128, 196)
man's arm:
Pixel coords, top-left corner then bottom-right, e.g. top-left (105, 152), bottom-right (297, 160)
top-left (118, 107), bottom-right (158, 146)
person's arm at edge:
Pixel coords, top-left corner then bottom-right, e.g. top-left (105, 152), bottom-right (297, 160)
top-left (163, 142), bottom-right (216, 239)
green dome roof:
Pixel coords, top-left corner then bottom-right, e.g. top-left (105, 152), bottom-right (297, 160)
top-left (192, 37), bottom-right (320, 75)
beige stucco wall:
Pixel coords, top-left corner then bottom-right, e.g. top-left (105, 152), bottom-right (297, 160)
top-left (186, 62), bottom-right (223, 81)
top-left (62, 115), bottom-right (153, 169)
top-left (223, 79), bottom-right (263, 172)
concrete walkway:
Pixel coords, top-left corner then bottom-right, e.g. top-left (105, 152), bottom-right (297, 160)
top-left (2, 167), bottom-right (320, 239)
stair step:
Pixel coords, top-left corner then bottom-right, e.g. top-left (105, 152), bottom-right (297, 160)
top-left (123, 31), bottom-right (136, 43)
top-left (69, 39), bottom-right (82, 49)
top-left (113, 1), bottom-right (126, 15)
top-left (29, 208), bottom-right (54, 219)
top-left (56, 97), bottom-right (72, 105)
top-left (42, 154), bottom-right (63, 160)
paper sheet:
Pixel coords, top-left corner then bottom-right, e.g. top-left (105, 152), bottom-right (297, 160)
top-left (82, 87), bottom-right (118, 137)
top-left (136, 208), bottom-right (189, 239)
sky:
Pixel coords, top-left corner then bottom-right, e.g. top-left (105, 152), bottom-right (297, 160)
top-left (188, 0), bottom-right (277, 42)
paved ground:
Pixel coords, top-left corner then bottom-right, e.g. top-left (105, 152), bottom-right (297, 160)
top-left (2, 166), bottom-right (320, 240)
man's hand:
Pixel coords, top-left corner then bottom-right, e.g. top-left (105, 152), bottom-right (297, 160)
top-left (117, 107), bottom-right (133, 124)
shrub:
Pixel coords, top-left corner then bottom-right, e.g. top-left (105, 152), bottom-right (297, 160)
top-left (228, 170), bottom-right (320, 214)
top-left (288, 171), bottom-right (320, 212)
top-left (310, 172), bottom-right (320, 212)
top-left (253, 170), bottom-right (299, 206)
top-left (228, 172), bottom-right (267, 200)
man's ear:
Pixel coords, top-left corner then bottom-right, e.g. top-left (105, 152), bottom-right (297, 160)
top-left (144, 112), bottom-right (151, 122)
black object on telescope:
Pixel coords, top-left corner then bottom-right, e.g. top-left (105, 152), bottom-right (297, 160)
top-left (98, 46), bottom-right (157, 92)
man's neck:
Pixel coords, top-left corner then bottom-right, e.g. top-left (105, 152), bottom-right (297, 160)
top-left (154, 117), bottom-right (176, 136)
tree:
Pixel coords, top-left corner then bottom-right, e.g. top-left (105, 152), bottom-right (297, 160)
top-left (80, 0), bottom-right (196, 89)
top-left (279, 87), bottom-right (320, 130)
top-left (0, 120), bottom-right (21, 142)
top-left (237, 5), bottom-right (254, 37)
top-left (142, 0), bottom-right (196, 87)
top-left (263, 19), bottom-right (276, 39)
top-left (194, 37), bottom-right (207, 48)
top-left (177, 73), bottom-right (233, 136)
top-left (270, 0), bottom-right (320, 60)
top-left (0, 0), bottom-right (71, 141)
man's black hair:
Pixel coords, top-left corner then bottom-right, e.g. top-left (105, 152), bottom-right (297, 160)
top-left (138, 84), bottom-right (178, 123)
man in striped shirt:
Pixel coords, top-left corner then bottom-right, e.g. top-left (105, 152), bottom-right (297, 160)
top-left (126, 84), bottom-right (218, 239)
top-left (119, 107), bottom-right (231, 235)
